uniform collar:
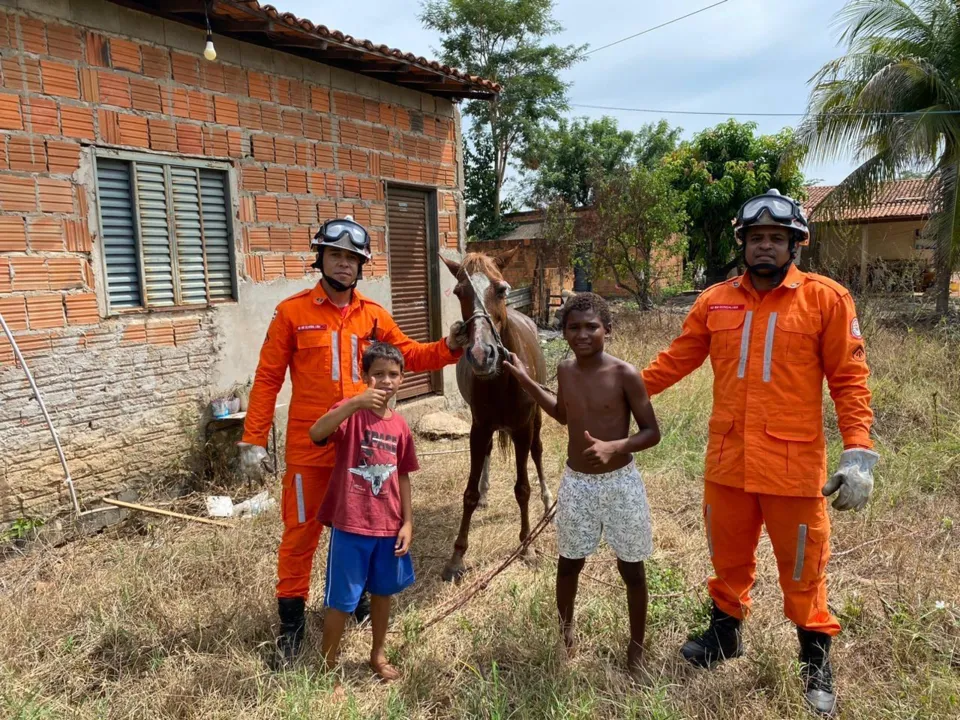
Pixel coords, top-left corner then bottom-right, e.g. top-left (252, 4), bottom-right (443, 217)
top-left (734, 263), bottom-right (807, 297)
top-left (309, 281), bottom-right (368, 311)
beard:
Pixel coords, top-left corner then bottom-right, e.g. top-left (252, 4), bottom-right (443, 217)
top-left (747, 261), bottom-right (780, 276)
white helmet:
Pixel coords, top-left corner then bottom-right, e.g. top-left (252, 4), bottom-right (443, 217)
top-left (310, 215), bottom-right (372, 262)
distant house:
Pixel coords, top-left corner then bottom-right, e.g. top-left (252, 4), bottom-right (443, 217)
top-left (803, 180), bottom-right (936, 290)
top-left (479, 208), bottom-right (684, 304)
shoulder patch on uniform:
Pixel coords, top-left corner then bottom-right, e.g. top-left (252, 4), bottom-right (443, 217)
top-left (277, 288), bottom-right (313, 306)
top-left (851, 317), bottom-right (862, 339)
top-left (852, 345), bottom-right (866, 362)
top-left (805, 273), bottom-right (851, 298)
top-left (698, 280), bottom-right (738, 302)
top-left (359, 295), bottom-right (384, 311)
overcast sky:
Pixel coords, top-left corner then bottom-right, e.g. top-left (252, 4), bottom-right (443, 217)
top-left (279, 0), bottom-right (858, 187)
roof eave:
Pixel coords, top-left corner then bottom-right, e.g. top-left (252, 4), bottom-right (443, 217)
top-left (105, 0), bottom-right (500, 101)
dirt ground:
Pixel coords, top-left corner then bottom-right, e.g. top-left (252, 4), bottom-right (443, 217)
top-left (1, 308), bottom-right (959, 719)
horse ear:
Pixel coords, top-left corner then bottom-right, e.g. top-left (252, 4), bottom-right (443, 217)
top-left (439, 253), bottom-right (461, 277)
top-left (494, 245), bottom-right (520, 270)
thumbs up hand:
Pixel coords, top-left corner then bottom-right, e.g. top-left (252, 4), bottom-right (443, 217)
top-left (355, 375), bottom-right (389, 411)
top-left (582, 430), bottom-right (618, 469)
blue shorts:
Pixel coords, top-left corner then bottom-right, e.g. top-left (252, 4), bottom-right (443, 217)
top-left (323, 527), bottom-right (415, 613)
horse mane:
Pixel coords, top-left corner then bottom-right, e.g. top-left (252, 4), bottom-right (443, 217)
top-left (460, 252), bottom-right (504, 281)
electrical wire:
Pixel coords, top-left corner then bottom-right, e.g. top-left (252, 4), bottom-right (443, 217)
top-left (585, 0), bottom-right (731, 55)
top-left (569, 103), bottom-right (960, 118)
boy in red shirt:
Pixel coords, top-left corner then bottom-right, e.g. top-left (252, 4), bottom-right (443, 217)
top-left (309, 342), bottom-right (418, 682)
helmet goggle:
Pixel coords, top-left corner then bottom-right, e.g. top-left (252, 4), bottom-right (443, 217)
top-left (319, 218), bottom-right (369, 251)
top-left (738, 194), bottom-right (806, 225)
top-left (735, 190), bottom-right (810, 246)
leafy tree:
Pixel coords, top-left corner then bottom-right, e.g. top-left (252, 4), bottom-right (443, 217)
top-left (663, 119), bottom-right (806, 286)
top-left (800, 0), bottom-right (960, 316)
top-left (524, 117), bottom-right (680, 207)
top-left (464, 126), bottom-right (516, 240)
top-left (633, 119), bottom-right (683, 171)
top-left (586, 166), bottom-right (687, 310)
top-left (422, 0), bottom-right (584, 223)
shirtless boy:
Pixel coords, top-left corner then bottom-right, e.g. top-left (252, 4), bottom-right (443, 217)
top-left (505, 292), bottom-right (660, 675)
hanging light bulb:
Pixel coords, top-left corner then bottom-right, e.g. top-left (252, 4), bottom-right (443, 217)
top-left (202, 1), bottom-right (217, 61)
top-left (203, 32), bottom-right (217, 61)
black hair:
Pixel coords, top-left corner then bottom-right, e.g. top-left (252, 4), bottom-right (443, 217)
top-left (558, 292), bottom-right (612, 331)
top-left (362, 342), bottom-right (404, 373)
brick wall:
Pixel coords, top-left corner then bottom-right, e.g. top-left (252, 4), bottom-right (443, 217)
top-left (0, 4), bottom-right (463, 523)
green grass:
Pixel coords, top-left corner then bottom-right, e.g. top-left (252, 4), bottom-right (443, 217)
top-left (1, 310), bottom-right (959, 718)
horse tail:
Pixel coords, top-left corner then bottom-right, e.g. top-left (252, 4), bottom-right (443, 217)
top-left (497, 430), bottom-right (511, 461)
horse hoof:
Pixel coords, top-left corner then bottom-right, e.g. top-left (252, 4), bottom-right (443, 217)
top-left (477, 498), bottom-right (489, 511)
top-left (521, 546), bottom-right (537, 566)
top-left (441, 564), bottom-right (466, 583)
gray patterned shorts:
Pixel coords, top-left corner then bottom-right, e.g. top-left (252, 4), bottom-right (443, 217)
top-left (556, 460), bottom-right (653, 563)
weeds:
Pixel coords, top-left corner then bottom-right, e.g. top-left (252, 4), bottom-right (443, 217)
top-left (0, 312), bottom-right (959, 718)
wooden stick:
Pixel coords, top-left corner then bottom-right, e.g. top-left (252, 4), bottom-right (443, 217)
top-left (102, 498), bottom-right (234, 528)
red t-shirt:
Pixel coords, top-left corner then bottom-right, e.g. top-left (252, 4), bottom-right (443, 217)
top-left (316, 401), bottom-right (419, 537)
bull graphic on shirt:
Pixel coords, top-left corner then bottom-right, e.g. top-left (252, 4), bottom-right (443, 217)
top-left (349, 463), bottom-right (396, 496)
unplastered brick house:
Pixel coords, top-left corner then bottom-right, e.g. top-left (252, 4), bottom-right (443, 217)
top-left (0, 0), bottom-right (498, 524)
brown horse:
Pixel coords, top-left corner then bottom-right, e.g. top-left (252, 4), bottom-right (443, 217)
top-left (439, 247), bottom-right (553, 582)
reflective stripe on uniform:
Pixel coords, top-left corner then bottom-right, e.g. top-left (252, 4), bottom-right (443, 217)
top-left (737, 311), bottom-right (754, 379)
top-left (294, 473), bottom-right (306, 524)
top-left (331, 332), bottom-right (340, 381)
top-left (763, 312), bottom-right (778, 383)
top-left (793, 523), bottom-right (808, 581)
top-left (351, 334), bottom-right (359, 383)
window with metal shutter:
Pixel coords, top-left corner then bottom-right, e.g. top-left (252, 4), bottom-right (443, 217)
top-left (169, 166), bottom-right (206, 305)
top-left (96, 159), bottom-right (142, 309)
top-left (199, 169), bottom-right (234, 301)
top-left (134, 162), bottom-right (176, 307)
top-left (95, 153), bottom-right (237, 313)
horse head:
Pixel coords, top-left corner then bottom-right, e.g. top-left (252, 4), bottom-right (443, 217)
top-left (441, 246), bottom-right (518, 378)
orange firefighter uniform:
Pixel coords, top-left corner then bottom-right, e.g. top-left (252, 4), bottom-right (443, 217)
top-left (243, 282), bottom-right (460, 599)
top-left (641, 263), bottom-right (873, 635)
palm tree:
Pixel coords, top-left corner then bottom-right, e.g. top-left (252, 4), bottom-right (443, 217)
top-left (800, 0), bottom-right (960, 315)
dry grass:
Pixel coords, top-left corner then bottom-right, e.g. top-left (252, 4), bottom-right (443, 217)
top-left (2, 308), bottom-right (960, 719)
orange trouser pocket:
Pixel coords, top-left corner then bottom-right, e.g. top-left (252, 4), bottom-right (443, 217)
top-left (276, 465), bottom-right (332, 599)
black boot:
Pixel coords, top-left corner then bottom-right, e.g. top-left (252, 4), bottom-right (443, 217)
top-left (353, 590), bottom-right (371, 625)
top-left (680, 602), bottom-right (744, 669)
top-left (273, 597), bottom-right (305, 669)
top-left (798, 627), bottom-right (836, 716)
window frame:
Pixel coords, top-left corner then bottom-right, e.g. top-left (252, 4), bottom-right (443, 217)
top-left (92, 148), bottom-right (239, 316)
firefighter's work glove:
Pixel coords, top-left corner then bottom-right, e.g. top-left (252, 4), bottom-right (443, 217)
top-left (446, 321), bottom-right (469, 351)
top-left (822, 449), bottom-right (879, 511)
top-left (238, 442), bottom-right (269, 481)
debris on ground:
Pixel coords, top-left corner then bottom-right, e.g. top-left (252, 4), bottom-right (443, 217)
top-left (205, 496), bottom-right (234, 518)
top-left (417, 412), bottom-right (471, 440)
top-left (232, 491), bottom-right (275, 519)
top-left (205, 491), bottom-right (276, 520)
